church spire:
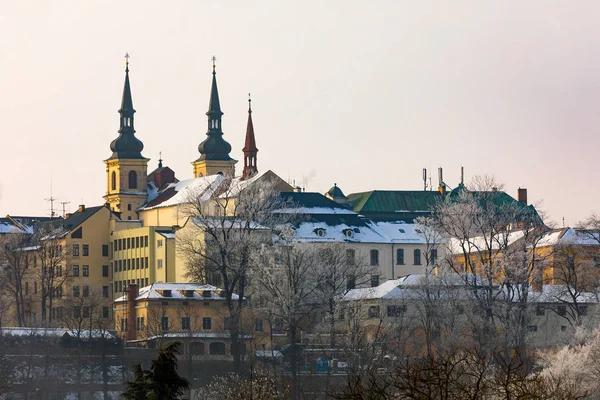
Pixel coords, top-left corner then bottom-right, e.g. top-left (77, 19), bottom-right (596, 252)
top-left (109, 53), bottom-right (144, 159)
top-left (242, 93), bottom-right (258, 180)
top-left (196, 57), bottom-right (233, 162)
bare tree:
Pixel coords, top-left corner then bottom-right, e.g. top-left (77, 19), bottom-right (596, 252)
top-left (0, 232), bottom-right (32, 326)
top-left (32, 226), bottom-right (71, 325)
top-left (178, 176), bottom-right (292, 373)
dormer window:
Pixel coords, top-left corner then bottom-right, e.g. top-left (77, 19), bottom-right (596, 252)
top-left (343, 229), bottom-right (354, 238)
top-left (163, 289), bottom-right (172, 298)
top-left (398, 229), bottom-right (405, 233)
top-left (202, 290), bottom-right (211, 298)
top-left (185, 290), bottom-right (194, 298)
top-left (315, 228), bottom-right (326, 237)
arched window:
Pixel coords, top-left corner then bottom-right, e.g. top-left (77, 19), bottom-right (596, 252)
top-left (127, 204), bottom-right (132, 211)
top-left (209, 342), bottom-right (226, 355)
top-left (128, 171), bottom-right (137, 189)
top-left (111, 171), bottom-right (116, 191)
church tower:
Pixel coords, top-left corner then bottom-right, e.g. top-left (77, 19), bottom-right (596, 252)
top-left (104, 54), bottom-right (149, 220)
top-left (192, 58), bottom-right (237, 178)
top-left (242, 95), bottom-right (258, 180)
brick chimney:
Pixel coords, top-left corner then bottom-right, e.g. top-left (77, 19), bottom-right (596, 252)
top-left (518, 188), bottom-right (527, 206)
top-left (78, 204), bottom-right (85, 213)
top-left (127, 283), bottom-right (139, 341)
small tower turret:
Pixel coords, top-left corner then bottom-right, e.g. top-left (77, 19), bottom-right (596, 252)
top-left (242, 94), bottom-right (258, 180)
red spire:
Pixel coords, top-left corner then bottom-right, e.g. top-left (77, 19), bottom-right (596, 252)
top-left (242, 94), bottom-right (258, 180)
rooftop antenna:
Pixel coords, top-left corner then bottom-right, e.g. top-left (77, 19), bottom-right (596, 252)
top-left (45, 177), bottom-right (57, 219)
top-left (423, 168), bottom-right (427, 191)
top-left (460, 166), bottom-right (464, 185)
top-left (562, 217), bottom-right (565, 228)
top-left (158, 151), bottom-right (163, 168)
top-left (60, 201), bottom-right (70, 218)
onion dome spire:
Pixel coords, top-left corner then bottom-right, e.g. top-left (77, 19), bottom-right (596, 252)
top-left (242, 93), bottom-right (259, 179)
top-left (109, 53), bottom-right (145, 159)
top-left (197, 57), bottom-right (233, 161)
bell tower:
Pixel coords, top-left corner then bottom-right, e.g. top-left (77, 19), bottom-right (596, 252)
top-left (192, 57), bottom-right (237, 178)
top-left (103, 54), bottom-right (149, 220)
top-left (242, 94), bottom-right (258, 180)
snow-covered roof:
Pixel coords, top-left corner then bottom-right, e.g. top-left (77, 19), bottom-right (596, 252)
top-left (140, 174), bottom-right (223, 210)
top-left (449, 230), bottom-right (526, 254)
top-left (115, 282), bottom-right (240, 302)
top-left (0, 327), bottom-right (116, 339)
top-left (536, 228), bottom-right (600, 248)
top-left (129, 332), bottom-right (253, 343)
top-left (529, 285), bottom-right (598, 304)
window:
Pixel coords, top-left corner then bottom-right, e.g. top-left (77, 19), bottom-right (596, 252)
top-left (157, 239), bottom-right (163, 248)
top-left (128, 170), bottom-right (137, 189)
top-left (144, 236), bottom-right (148, 247)
top-left (346, 249), bottom-right (355, 264)
top-left (34, 281), bottom-right (37, 294)
top-left (102, 265), bottom-right (109, 277)
top-left (136, 237), bottom-right (140, 248)
top-left (127, 259), bottom-right (131, 270)
top-left (102, 245), bottom-right (109, 257)
top-left (371, 275), bottom-right (379, 288)
top-left (57, 266), bottom-right (63, 277)
top-left (429, 249), bottom-right (438, 265)
top-left (83, 286), bottom-right (89, 297)
top-left (73, 307), bottom-right (81, 319)
top-left (82, 245), bottom-right (89, 256)
top-left (145, 278), bottom-right (149, 286)
top-left (73, 286), bottom-right (80, 298)
top-left (370, 249), bottom-right (379, 266)
top-left (161, 316), bottom-right (169, 331)
top-left (182, 317), bottom-right (191, 330)
top-left (414, 249), bottom-right (421, 265)
top-left (347, 275), bottom-right (356, 290)
top-left (203, 317), bottom-right (212, 330)
top-left (561, 325), bottom-right (567, 332)
top-left (396, 248), bottom-right (404, 265)
top-left (567, 256), bottom-right (575, 269)
top-left (136, 258), bottom-right (140, 269)
top-left (82, 265), bottom-right (89, 277)
top-left (118, 260), bottom-right (123, 271)
top-left (387, 305), bottom-right (407, 317)
top-left (137, 316), bottom-right (144, 330)
top-left (368, 306), bottom-right (380, 318)
top-left (83, 306), bottom-right (90, 318)
top-left (100, 306), bottom-right (108, 319)
top-left (127, 238), bottom-right (131, 249)
top-left (145, 257), bottom-right (149, 268)
top-left (535, 306), bottom-right (544, 316)
top-left (191, 342), bottom-right (205, 355)
top-left (111, 171), bottom-right (116, 191)
top-left (102, 286), bottom-right (109, 298)
top-left (254, 319), bottom-right (264, 332)
top-left (527, 325), bottom-right (538, 332)
top-left (209, 342), bottom-right (226, 355)
top-left (157, 259), bottom-right (163, 269)
top-left (127, 204), bottom-right (132, 211)
top-left (121, 318), bottom-right (127, 332)
top-left (73, 265), bottom-right (80, 277)
top-left (73, 244), bottom-right (80, 257)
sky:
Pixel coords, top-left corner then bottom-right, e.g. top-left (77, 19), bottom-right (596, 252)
top-left (1, 1), bottom-right (599, 226)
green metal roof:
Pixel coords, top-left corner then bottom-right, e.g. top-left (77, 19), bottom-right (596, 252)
top-left (347, 190), bottom-right (442, 221)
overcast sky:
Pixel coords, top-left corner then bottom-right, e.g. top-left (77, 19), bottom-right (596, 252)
top-left (1, 1), bottom-right (599, 225)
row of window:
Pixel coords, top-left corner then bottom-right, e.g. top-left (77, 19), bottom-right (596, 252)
top-left (111, 170), bottom-right (138, 191)
top-left (124, 316), bottom-right (266, 333)
top-left (72, 285), bottom-right (110, 298)
top-left (368, 248), bottom-right (438, 266)
top-left (113, 257), bottom-right (150, 272)
top-left (115, 278), bottom-right (149, 294)
top-left (113, 236), bottom-right (150, 251)
top-left (72, 244), bottom-right (110, 257)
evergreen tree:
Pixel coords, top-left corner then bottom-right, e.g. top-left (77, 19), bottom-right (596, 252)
top-left (123, 341), bottom-right (189, 400)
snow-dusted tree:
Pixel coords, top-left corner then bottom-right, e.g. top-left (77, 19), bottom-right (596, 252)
top-left (178, 176), bottom-right (292, 373)
top-left (0, 232), bottom-right (31, 326)
top-left (432, 175), bottom-right (546, 355)
top-left (313, 243), bottom-right (374, 348)
top-left (254, 239), bottom-right (320, 378)
top-left (196, 367), bottom-right (289, 400)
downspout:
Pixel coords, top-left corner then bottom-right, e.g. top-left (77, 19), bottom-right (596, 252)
top-left (391, 243), bottom-right (395, 279)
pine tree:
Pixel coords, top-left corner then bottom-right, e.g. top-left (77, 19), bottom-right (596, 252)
top-left (123, 341), bottom-right (189, 400)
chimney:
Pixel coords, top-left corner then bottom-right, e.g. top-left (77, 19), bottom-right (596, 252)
top-left (65, 213), bottom-right (72, 219)
top-left (127, 283), bottom-right (139, 342)
top-left (293, 186), bottom-right (302, 193)
top-left (437, 167), bottom-right (446, 195)
top-left (78, 204), bottom-right (85, 213)
top-left (518, 188), bottom-right (528, 205)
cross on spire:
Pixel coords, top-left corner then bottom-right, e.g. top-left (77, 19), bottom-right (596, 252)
top-left (248, 93), bottom-right (252, 112)
top-left (212, 56), bottom-right (216, 70)
top-left (125, 52), bottom-right (130, 72)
